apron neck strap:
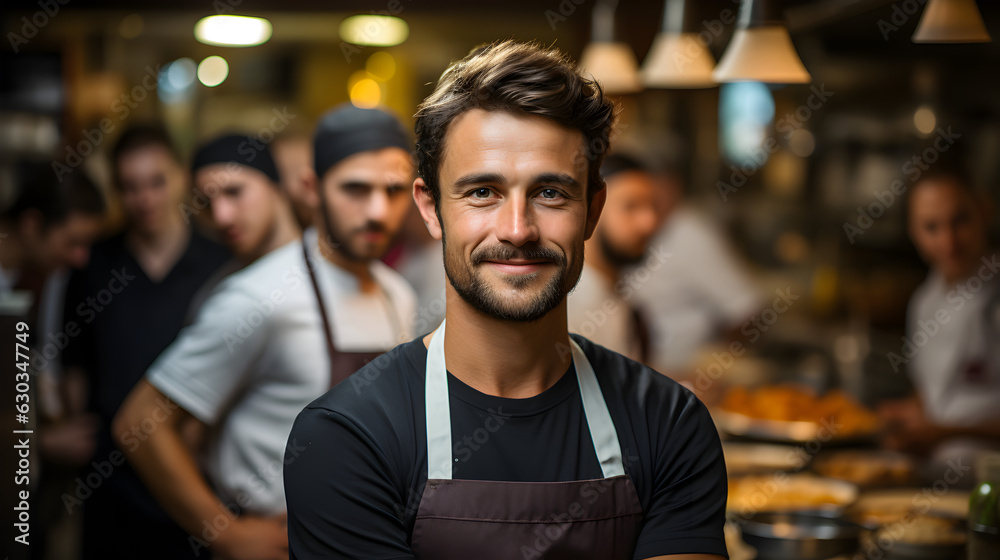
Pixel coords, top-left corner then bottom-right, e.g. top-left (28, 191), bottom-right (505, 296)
top-left (424, 320), bottom-right (625, 480)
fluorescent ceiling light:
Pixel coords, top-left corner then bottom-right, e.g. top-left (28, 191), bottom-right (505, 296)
top-left (339, 15), bottom-right (409, 47)
top-left (195, 15), bottom-right (272, 47)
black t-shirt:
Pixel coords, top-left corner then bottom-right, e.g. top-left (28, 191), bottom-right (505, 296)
top-left (61, 228), bottom-right (231, 518)
top-left (284, 335), bottom-right (728, 560)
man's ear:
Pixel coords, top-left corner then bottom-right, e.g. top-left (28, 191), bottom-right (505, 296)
top-left (584, 183), bottom-right (606, 241)
top-left (413, 177), bottom-right (442, 240)
top-left (301, 168), bottom-right (320, 210)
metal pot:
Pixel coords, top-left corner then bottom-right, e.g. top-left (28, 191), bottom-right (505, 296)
top-left (738, 511), bottom-right (862, 560)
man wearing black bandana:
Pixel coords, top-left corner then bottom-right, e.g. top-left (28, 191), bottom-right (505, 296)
top-left (115, 117), bottom-right (416, 560)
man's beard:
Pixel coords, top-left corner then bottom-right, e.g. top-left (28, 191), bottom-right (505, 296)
top-left (442, 236), bottom-right (583, 322)
top-left (598, 229), bottom-right (646, 268)
top-left (322, 218), bottom-right (390, 262)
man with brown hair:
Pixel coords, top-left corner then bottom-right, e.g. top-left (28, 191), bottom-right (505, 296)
top-left (284, 40), bottom-right (726, 560)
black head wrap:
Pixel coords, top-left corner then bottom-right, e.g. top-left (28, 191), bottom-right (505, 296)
top-left (313, 104), bottom-right (411, 178)
top-left (192, 133), bottom-right (280, 184)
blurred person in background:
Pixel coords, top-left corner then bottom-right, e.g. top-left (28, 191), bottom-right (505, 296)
top-left (271, 131), bottom-right (314, 229)
top-left (0, 164), bottom-right (106, 560)
top-left (60, 125), bottom-right (232, 560)
top-left (0, 165), bottom-right (105, 298)
top-left (116, 107), bottom-right (416, 560)
top-left (881, 168), bottom-right (1000, 471)
top-left (568, 153), bottom-right (658, 362)
top-left (629, 163), bottom-right (762, 375)
top-left (395, 205), bottom-right (448, 334)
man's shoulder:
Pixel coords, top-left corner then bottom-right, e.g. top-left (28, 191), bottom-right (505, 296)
top-left (572, 334), bottom-right (706, 421)
top-left (218, 238), bottom-right (306, 295)
top-left (188, 227), bottom-right (233, 265)
top-left (304, 337), bottom-right (427, 423)
top-left (84, 232), bottom-right (128, 267)
top-left (371, 260), bottom-right (417, 305)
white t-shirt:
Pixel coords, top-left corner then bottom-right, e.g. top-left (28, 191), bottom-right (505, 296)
top-left (630, 206), bottom-right (761, 372)
top-left (568, 263), bottom-right (643, 362)
top-left (906, 263), bottom-right (1000, 426)
top-left (146, 228), bottom-right (416, 515)
top-left (398, 239), bottom-right (447, 335)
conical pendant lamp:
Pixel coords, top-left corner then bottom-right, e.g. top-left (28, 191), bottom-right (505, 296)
top-left (713, 0), bottom-right (811, 84)
top-left (641, 0), bottom-right (717, 88)
top-left (579, 0), bottom-right (643, 94)
top-left (912, 0), bottom-right (991, 43)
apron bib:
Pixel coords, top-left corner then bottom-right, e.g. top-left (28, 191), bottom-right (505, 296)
top-left (411, 320), bottom-right (643, 559)
top-left (302, 242), bottom-right (399, 386)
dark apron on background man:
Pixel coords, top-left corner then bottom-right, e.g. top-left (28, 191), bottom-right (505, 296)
top-left (302, 243), bottom-right (400, 386)
top-left (411, 320), bottom-right (644, 559)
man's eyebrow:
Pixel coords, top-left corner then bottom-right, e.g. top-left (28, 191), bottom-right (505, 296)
top-left (452, 172), bottom-right (506, 189)
top-left (339, 180), bottom-right (372, 189)
top-left (533, 173), bottom-right (580, 188)
top-left (451, 172), bottom-right (580, 189)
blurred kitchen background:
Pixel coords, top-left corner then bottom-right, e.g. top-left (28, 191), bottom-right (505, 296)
top-left (3, 1), bottom-right (1000, 557)
top-left (3, 0), bottom-right (999, 406)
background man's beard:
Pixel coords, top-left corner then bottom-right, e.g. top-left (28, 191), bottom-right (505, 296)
top-left (322, 220), bottom-right (389, 262)
top-left (598, 230), bottom-right (646, 268)
top-left (443, 239), bottom-right (581, 322)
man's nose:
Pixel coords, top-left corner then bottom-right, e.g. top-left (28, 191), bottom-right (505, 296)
top-left (495, 194), bottom-right (539, 247)
top-left (70, 247), bottom-right (91, 269)
top-left (366, 189), bottom-right (390, 222)
top-left (211, 198), bottom-right (235, 227)
top-left (638, 206), bottom-right (658, 236)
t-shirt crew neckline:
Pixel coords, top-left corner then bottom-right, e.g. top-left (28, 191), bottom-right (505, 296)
top-left (411, 338), bottom-right (579, 418)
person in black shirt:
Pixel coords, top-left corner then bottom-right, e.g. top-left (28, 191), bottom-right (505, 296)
top-left (61, 125), bottom-right (232, 560)
top-left (284, 40), bottom-right (728, 560)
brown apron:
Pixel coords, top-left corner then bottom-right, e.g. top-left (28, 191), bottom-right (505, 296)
top-left (411, 320), bottom-right (644, 559)
top-left (302, 242), bottom-right (400, 386)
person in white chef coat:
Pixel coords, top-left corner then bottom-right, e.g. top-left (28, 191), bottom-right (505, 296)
top-left (881, 168), bottom-right (1000, 470)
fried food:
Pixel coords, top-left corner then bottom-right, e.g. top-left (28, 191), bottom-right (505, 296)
top-left (813, 451), bottom-right (914, 486)
top-left (721, 385), bottom-right (880, 438)
top-left (728, 474), bottom-right (857, 513)
top-left (875, 514), bottom-right (965, 545)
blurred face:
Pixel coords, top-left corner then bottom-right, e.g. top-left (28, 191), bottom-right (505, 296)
top-left (117, 145), bottom-right (187, 234)
top-left (317, 147), bottom-right (414, 261)
top-left (909, 179), bottom-right (989, 283)
top-left (272, 136), bottom-right (314, 226)
top-left (418, 109), bottom-right (603, 322)
top-left (33, 212), bottom-right (103, 271)
top-left (194, 164), bottom-right (283, 259)
top-left (595, 170), bottom-right (659, 267)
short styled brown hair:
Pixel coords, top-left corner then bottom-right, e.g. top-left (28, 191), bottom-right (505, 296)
top-left (414, 40), bottom-right (618, 209)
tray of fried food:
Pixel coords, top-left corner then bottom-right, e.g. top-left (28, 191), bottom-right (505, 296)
top-left (812, 449), bottom-right (917, 487)
top-left (727, 473), bottom-right (859, 516)
top-left (847, 488), bottom-right (969, 528)
top-left (716, 385), bottom-right (881, 444)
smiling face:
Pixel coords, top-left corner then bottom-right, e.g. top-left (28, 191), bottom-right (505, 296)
top-left (415, 109), bottom-right (604, 322)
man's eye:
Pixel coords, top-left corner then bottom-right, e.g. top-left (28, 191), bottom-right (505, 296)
top-left (540, 188), bottom-right (561, 199)
top-left (472, 188), bottom-right (492, 198)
